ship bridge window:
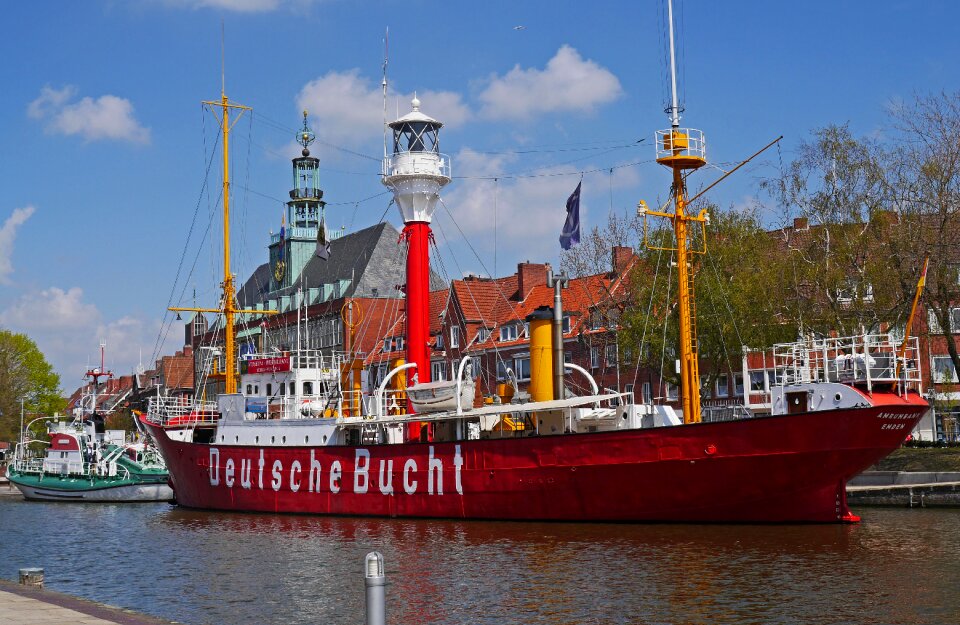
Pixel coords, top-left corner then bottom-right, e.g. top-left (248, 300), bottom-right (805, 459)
top-left (289, 382), bottom-right (295, 395)
top-left (303, 381), bottom-right (314, 395)
top-left (279, 384), bottom-right (285, 396)
top-left (267, 383), bottom-right (273, 396)
top-left (245, 384), bottom-right (252, 395)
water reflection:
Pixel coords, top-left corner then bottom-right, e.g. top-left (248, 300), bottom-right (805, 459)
top-left (1, 499), bottom-right (957, 625)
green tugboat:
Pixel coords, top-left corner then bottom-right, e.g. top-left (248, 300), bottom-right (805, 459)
top-left (5, 347), bottom-right (172, 502)
top-left (6, 417), bottom-right (173, 502)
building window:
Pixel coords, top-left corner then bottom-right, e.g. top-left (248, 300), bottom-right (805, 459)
top-left (716, 373), bottom-right (729, 398)
top-left (435, 333), bottom-right (445, 350)
top-left (451, 326), bottom-right (461, 348)
top-left (749, 371), bottom-right (766, 392)
top-left (477, 327), bottom-right (490, 342)
top-left (451, 359), bottom-right (460, 380)
top-left (564, 352), bottom-right (572, 363)
top-left (928, 308), bottom-right (960, 334)
top-left (700, 375), bottom-right (711, 398)
top-left (513, 356), bottom-right (531, 381)
top-left (606, 344), bottom-right (617, 367)
top-left (590, 310), bottom-right (603, 330)
top-left (431, 361), bottom-right (447, 381)
top-left (591, 346), bottom-right (601, 369)
top-left (497, 360), bottom-right (510, 381)
top-left (624, 383), bottom-right (635, 404)
top-left (734, 373), bottom-right (744, 397)
top-left (666, 382), bottom-right (678, 400)
top-left (932, 356), bottom-right (959, 384)
top-left (562, 316), bottom-right (571, 334)
top-left (642, 382), bottom-right (652, 403)
top-left (499, 324), bottom-right (518, 342)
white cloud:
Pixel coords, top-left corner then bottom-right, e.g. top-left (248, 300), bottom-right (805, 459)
top-left (0, 287), bottom-right (178, 388)
top-left (28, 85), bottom-right (150, 144)
top-left (162, 0), bottom-right (313, 12)
top-left (297, 70), bottom-right (470, 146)
top-left (0, 206), bottom-right (35, 284)
top-left (435, 149), bottom-right (644, 270)
top-left (436, 149), bottom-right (581, 264)
top-left (478, 45), bottom-right (623, 120)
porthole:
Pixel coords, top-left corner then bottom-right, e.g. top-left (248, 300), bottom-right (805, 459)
top-left (834, 392), bottom-right (843, 402)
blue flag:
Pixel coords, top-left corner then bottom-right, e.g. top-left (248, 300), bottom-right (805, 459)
top-left (559, 181), bottom-right (581, 250)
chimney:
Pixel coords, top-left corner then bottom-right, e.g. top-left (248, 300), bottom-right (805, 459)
top-left (793, 217), bottom-right (809, 230)
top-left (517, 261), bottom-right (549, 300)
top-left (611, 246), bottom-right (634, 276)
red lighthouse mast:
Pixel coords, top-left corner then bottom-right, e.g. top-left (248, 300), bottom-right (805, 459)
top-left (382, 97), bottom-right (452, 438)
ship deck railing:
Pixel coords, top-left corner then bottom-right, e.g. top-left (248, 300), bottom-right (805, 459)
top-left (337, 392), bottom-right (628, 426)
top-left (240, 350), bottom-right (349, 373)
top-left (146, 397), bottom-right (220, 427)
top-left (746, 333), bottom-right (923, 397)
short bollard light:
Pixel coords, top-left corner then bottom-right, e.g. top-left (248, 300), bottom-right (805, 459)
top-left (364, 552), bottom-right (386, 625)
top-left (19, 568), bottom-right (44, 588)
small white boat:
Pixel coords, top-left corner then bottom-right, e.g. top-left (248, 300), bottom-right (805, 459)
top-left (407, 379), bottom-right (475, 413)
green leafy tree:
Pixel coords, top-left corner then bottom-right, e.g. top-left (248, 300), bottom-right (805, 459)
top-left (0, 330), bottom-right (64, 442)
top-left (620, 201), bottom-right (796, 388)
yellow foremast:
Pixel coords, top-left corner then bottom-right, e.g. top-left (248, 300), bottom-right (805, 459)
top-left (643, 129), bottom-right (709, 424)
top-left (170, 91), bottom-right (277, 395)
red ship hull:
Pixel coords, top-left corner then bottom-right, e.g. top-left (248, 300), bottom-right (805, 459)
top-left (145, 392), bottom-right (926, 523)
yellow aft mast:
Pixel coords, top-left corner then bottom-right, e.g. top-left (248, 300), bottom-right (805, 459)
top-left (171, 85), bottom-right (276, 395)
top-left (642, 0), bottom-right (709, 424)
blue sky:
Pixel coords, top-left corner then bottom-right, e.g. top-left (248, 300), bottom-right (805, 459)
top-left (1, 0), bottom-right (958, 389)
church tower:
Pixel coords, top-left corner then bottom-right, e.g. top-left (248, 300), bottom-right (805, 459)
top-left (269, 112), bottom-right (327, 290)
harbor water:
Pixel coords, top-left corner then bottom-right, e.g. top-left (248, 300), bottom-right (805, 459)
top-left (0, 498), bottom-right (957, 624)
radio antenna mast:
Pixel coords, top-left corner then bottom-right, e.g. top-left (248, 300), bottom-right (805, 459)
top-left (382, 27), bottom-right (389, 160)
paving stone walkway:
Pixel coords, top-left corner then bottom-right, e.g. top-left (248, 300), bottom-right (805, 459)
top-left (0, 580), bottom-right (177, 625)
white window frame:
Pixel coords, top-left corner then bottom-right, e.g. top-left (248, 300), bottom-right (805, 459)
top-left (932, 355), bottom-right (959, 384)
top-left (499, 324), bottom-right (518, 342)
top-left (590, 346), bottom-right (601, 369)
top-left (666, 382), bottom-right (678, 401)
top-left (513, 356), bottom-right (531, 381)
top-left (435, 333), bottom-right (444, 350)
top-left (642, 382), bottom-right (652, 403)
top-left (716, 373), bottom-right (729, 398)
top-left (431, 360), bottom-right (447, 381)
top-left (606, 343), bottom-right (617, 367)
top-left (734, 373), bottom-right (744, 397)
top-left (562, 316), bottom-right (571, 333)
top-left (450, 326), bottom-right (461, 349)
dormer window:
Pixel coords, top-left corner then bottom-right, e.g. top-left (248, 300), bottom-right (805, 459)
top-left (562, 315), bottom-right (571, 334)
top-left (477, 327), bottom-right (490, 342)
top-left (499, 324), bottom-right (519, 342)
top-left (590, 310), bottom-right (604, 330)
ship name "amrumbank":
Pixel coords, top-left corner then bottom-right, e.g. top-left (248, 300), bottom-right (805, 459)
top-left (208, 446), bottom-right (464, 495)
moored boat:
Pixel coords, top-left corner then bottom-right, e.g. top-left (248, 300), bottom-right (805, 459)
top-left (144, 3), bottom-right (928, 523)
top-left (7, 418), bottom-right (173, 502)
